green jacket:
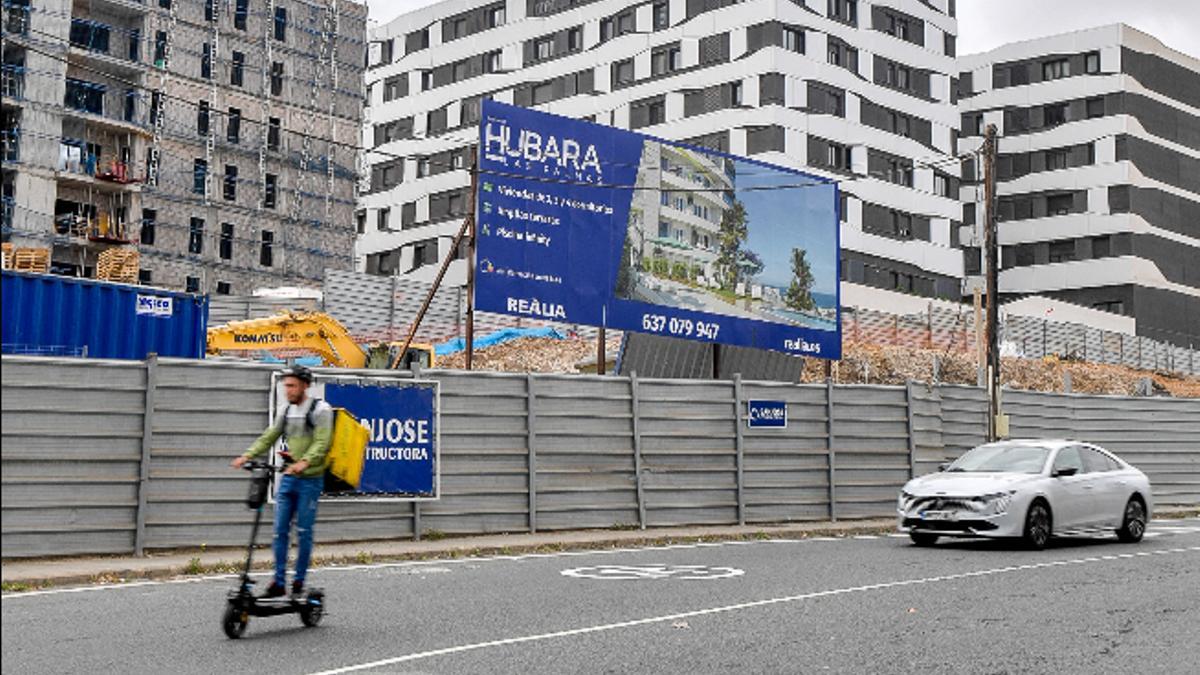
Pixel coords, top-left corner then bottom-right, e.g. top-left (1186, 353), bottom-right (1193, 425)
top-left (243, 398), bottom-right (334, 478)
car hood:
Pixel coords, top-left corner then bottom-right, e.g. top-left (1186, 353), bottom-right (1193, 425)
top-left (904, 472), bottom-right (1041, 497)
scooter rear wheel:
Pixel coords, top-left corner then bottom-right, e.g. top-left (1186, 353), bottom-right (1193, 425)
top-left (223, 603), bottom-right (249, 639)
top-left (300, 592), bottom-right (324, 628)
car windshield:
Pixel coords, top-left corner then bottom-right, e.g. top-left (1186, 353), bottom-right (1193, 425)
top-left (948, 445), bottom-right (1050, 474)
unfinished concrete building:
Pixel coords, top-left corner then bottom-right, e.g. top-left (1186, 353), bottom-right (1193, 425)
top-left (2, 0), bottom-right (366, 294)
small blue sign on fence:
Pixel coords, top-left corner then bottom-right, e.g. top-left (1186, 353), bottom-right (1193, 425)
top-left (747, 400), bottom-right (788, 428)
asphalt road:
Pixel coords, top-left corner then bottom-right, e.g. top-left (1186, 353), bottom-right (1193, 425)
top-left (4, 520), bottom-right (1199, 675)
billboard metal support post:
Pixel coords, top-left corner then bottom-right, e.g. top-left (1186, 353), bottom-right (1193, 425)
top-left (391, 149), bottom-right (479, 370)
top-left (905, 379), bottom-right (917, 479)
top-left (526, 373), bottom-right (537, 533)
top-left (465, 154), bottom-right (479, 371)
top-left (597, 325), bottom-right (606, 375)
top-left (826, 377), bottom-right (836, 522)
top-left (983, 124), bottom-right (1000, 442)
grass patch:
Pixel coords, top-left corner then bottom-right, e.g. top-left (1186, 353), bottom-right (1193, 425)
top-left (354, 551), bottom-right (374, 565)
top-left (422, 529), bottom-right (447, 541)
top-left (183, 557), bottom-right (204, 575)
top-left (2, 581), bottom-right (33, 593)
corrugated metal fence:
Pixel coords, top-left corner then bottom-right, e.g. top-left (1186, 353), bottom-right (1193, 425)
top-left (3, 356), bottom-right (1197, 558)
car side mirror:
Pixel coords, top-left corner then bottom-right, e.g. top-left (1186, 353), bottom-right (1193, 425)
top-left (938, 462), bottom-right (949, 472)
top-left (1053, 467), bottom-right (1079, 478)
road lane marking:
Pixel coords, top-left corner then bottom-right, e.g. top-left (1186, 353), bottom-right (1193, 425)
top-left (307, 545), bottom-right (1200, 674)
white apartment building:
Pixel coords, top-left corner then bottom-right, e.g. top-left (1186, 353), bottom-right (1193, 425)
top-left (359, 0), bottom-right (964, 308)
top-left (958, 25), bottom-right (1200, 347)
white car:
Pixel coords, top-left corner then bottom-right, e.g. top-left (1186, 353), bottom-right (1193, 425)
top-left (897, 440), bottom-right (1152, 549)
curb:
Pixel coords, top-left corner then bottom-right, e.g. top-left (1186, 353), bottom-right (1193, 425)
top-left (2, 519), bottom-right (897, 591)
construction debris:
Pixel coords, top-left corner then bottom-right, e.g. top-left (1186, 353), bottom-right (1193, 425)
top-left (437, 337), bottom-right (1199, 397)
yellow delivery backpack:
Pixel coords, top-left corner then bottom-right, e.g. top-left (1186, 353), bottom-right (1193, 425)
top-left (325, 407), bottom-right (369, 489)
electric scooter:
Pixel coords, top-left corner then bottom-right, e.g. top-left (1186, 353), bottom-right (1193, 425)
top-left (222, 459), bottom-right (325, 639)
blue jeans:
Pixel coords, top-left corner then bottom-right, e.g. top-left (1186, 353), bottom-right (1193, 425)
top-left (272, 474), bottom-right (322, 586)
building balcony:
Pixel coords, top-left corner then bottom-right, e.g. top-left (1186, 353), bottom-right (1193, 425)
top-left (3, 2), bottom-right (30, 37)
top-left (1, 64), bottom-right (24, 105)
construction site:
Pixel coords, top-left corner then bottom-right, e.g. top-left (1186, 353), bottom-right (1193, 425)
top-left (2, 0), bottom-right (366, 294)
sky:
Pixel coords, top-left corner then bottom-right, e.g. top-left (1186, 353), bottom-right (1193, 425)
top-left (734, 160), bottom-right (838, 297)
top-left (367, 0), bottom-right (1199, 59)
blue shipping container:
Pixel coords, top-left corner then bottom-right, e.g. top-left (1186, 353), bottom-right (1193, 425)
top-left (2, 270), bottom-right (209, 360)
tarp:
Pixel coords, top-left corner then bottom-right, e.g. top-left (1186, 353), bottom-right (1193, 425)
top-left (435, 327), bottom-right (565, 356)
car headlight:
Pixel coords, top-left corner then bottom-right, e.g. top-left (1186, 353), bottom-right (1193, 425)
top-left (898, 491), bottom-right (915, 512)
top-left (972, 491), bottom-right (1016, 516)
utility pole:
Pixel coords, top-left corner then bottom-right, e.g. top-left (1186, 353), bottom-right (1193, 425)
top-left (982, 124), bottom-right (1002, 441)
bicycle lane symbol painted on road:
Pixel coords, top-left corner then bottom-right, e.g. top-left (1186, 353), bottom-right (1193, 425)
top-left (561, 565), bottom-right (745, 580)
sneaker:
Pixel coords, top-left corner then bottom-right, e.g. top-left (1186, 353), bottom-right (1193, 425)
top-left (261, 582), bottom-right (286, 599)
top-left (291, 580), bottom-right (305, 597)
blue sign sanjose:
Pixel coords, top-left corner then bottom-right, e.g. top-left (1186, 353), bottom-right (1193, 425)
top-left (475, 100), bottom-right (842, 359)
top-left (323, 383), bottom-right (437, 496)
top-left (747, 400), bottom-right (788, 429)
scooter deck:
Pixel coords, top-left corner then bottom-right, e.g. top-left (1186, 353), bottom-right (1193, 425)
top-left (247, 591), bottom-right (322, 618)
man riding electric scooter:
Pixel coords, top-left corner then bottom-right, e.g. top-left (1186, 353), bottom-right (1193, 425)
top-left (232, 365), bottom-right (333, 598)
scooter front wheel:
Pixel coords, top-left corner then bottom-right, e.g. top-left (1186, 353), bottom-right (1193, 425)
top-left (223, 602), bottom-right (249, 639)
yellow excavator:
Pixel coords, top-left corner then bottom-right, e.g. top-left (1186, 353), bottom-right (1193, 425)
top-left (206, 311), bottom-right (436, 369)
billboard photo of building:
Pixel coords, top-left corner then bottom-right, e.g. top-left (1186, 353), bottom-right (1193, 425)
top-left (618, 140), bottom-right (839, 333)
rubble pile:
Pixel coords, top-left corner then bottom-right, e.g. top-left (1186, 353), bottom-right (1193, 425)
top-left (442, 337), bottom-right (1199, 397)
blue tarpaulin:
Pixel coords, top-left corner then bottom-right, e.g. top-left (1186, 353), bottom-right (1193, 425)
top-left (435, 327), bottom-right (565, 356)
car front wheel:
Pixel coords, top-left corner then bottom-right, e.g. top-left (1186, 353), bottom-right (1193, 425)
top-left (909, 532), bottom-right (939, 547)
top-left (1023, 501), bottom-right (1052, 550)
top-left (1116, 497), bottom-right (1146, 543)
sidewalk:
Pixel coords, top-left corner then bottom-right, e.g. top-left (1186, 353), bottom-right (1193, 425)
top-left (1, 519), bottom-right (898, 589)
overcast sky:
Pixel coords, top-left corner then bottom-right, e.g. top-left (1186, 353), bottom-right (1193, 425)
top-left (368, 0), bottom-right (1199, 59)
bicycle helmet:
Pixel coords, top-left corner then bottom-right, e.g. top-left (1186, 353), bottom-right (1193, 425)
top-left (280, 365), bottom-right (314, 383)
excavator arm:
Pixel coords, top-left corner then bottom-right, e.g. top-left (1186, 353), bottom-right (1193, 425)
top-left (206, 311), bottom-right (368, 368)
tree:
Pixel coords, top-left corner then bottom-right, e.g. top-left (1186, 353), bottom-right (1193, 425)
top-left (785, 247), bottom-right (816, 311)
top-left (615, 237), bottom-right (635, 297)
top-left (715, 198), bottom-right (748, 291)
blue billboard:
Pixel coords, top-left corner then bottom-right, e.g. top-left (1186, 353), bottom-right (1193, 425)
top-left (475, 100), bottom-right (841, 359)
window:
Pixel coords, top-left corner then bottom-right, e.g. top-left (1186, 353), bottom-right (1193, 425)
top-left (897, 66), bottom-right (910, 89)
top-left (263, 173), bottom-right (277, 208)
top-left (1048, 240), bottom-right (1074, 263)
top-left (653, 2), bottom-right (669, 30)
top-left (197, 100), bottom-right (210, 135)
top-left (1044, 103), bottom-right (1067, 127)
top-left (138, 269), bottom-right (152, 284)
top-left (600, 19), bottom-right (613, 42)
top-left (568, 27), bottom-right (582, 51)
top-left (193, 159), bottom-right (207, 194)
top-left (483, 50), bottom-right (501, 73)
top-left (828, 0), bottom-right (857, 25)
top-left (648, 100), bottom-right (665, 125)
top-left (383, 75), bottom-right (404, 101)
top-left (204, 0), bottom-right (215, 22)
top-left (1092, 300), bottom-right (1124, 314)
top-left (1085, 51), bottom-right (1100, 74)
top-left (154, 30), bottom-right (167, 64)
top-left (488, 5), bottom-right (506, 28)
top-left (188, 217), bottom-right (204, 254)
top-left (226, 107), bottom-right (241, 143)
top-left (651, 45), bottom-right (680, 76)
top-left (532, 81), bottom-right (554, 105)
top-left (453, 60), bottom-right (468, 82)
top-left (449, 192), bottom-right (466, 216)
top-left (1086, 97), bottom-right (1105, 119)
top-left (1042, 59), bottom-right (1069, 80)
top-left (260, 230), bottom-right (274, 266)
top-left (421, 71), bottom-right (433, 91)
top-left (535, 37), bottom-right (555, 61)
top-left (140, 208), bottom-right (156, 245)
top-left (613, 59), bottom-right (634, 87)
top-left (893, 111), bottom-right (910, 137)
top-left (1092, 235), bottom-right (1110, 258)
top-left (944, 33), bottom-right (956, 57)
top-left (410, 240), bottom-right (438, 272)
top-left (933, 174), bottom-right (948, 198)
top-left (617, 11), bottom-right (635, 34)
top-left (449, 18), bottom-right (467, 40)
top-left (201, 43), bottom-right (212, 79)
top-left (186, 276), bottom-right (200, 293)
top-left (70, 19), bottom-right (111, 53)
top-left (218, 222), bottom-right (233, 259)
top-left (824, 142), bottom-right (850, 170)
top-left (828, 43), bottom-right (842, 67)
top-left (223, 165), bottom-right (237, 201)
top-left (65, 78), bottom-right (105, 114)
top-left (1047, 193), bottom-right (1073, 216)
top-left (235, 0), bottom-right (248, 30)
top-left (784, 28), bottom-right (803, 53)
top-left (1046, 149), bottom-right (1068, 171)
top-left (215, 281), bottom-right (231, 295)
top-left (267, 117), bottom-right (281, 151)
top-left (274, 7), bottom-right (287, 41)
top-left (730, 81), bottom-right (742, 106)
top-left (377, 207), bottom-right (390, 231)
top-left (270, 62), bottom-right (283, 96)
top-left (231, 51), bottom-right (244, 86)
